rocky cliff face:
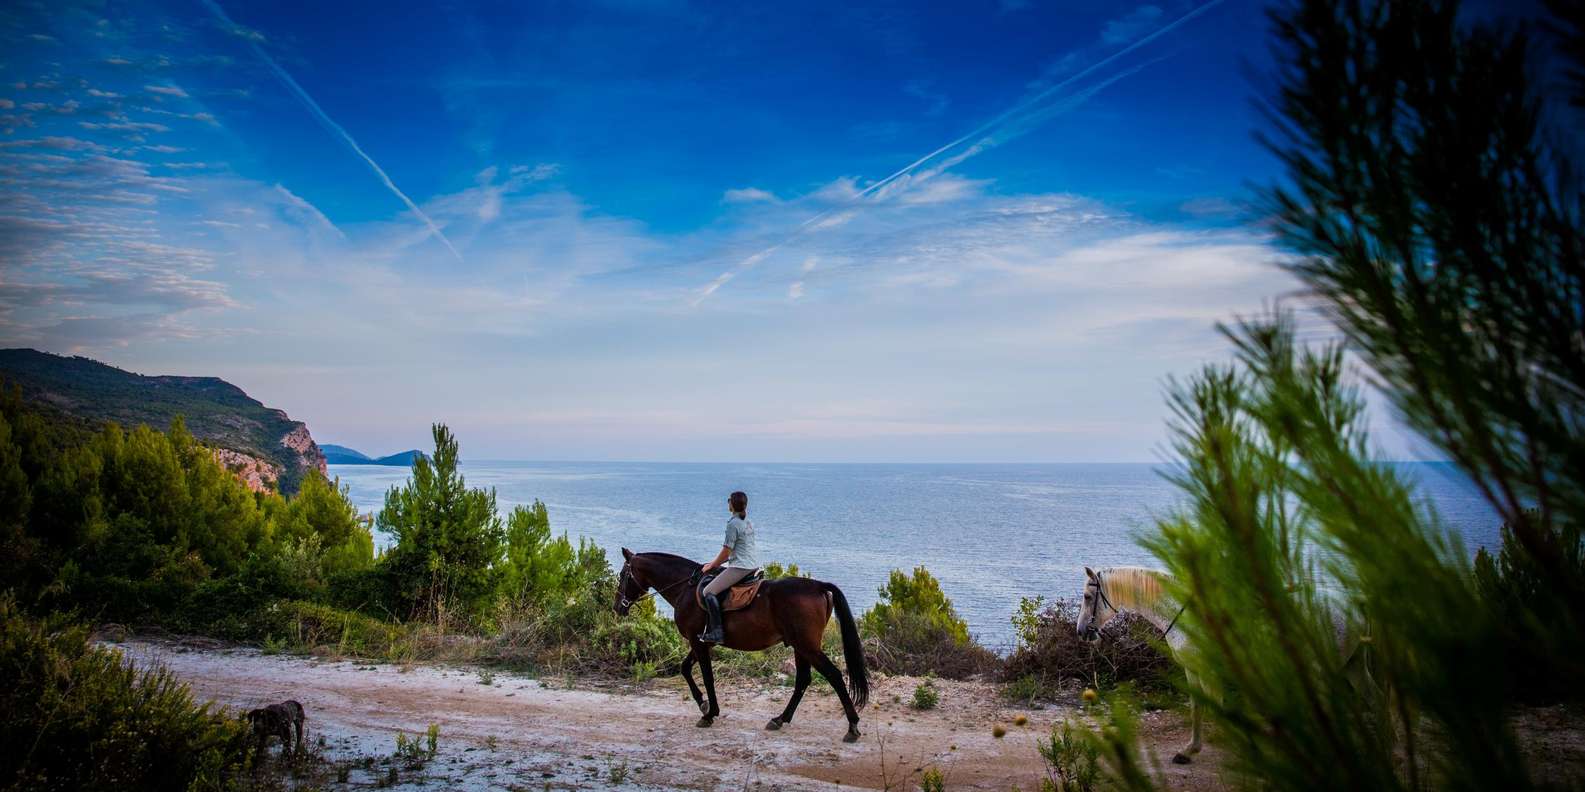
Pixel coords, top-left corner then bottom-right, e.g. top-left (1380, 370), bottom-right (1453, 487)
top-left (212, 448), bottom-right (282, 493)
top-left (279, 422), bottom-right (328, 480)
top-left (0, 348), bottom-right (329, 494)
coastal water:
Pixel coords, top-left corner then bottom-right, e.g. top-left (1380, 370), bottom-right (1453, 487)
top-left (331, 461), bottom-right (1502, 648)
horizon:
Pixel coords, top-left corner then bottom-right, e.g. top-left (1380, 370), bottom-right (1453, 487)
top-left (0, 0), bottom-right (1540, 463)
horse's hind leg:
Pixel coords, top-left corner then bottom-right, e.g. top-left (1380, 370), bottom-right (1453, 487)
top-left (767, 653), bottom-right (811, 731)
top-left (681, 649), bottom-right (707, 715)
top-left (809, 651), bottom-right (861, 743)
top-left (695, 644), bottom-right (720, 726)
top-left (1173, 671), bottom-right (1204, 764)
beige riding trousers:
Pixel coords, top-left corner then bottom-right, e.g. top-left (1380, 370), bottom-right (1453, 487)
top-left (703, 566), bottom-right (754, 596)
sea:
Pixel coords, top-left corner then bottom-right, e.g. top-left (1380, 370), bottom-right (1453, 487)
top-left (330, 461), bottom-right (1503, 649)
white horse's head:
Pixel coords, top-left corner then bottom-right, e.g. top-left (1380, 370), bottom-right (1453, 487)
top-left (1075, 566), bottom-right (1117, 642)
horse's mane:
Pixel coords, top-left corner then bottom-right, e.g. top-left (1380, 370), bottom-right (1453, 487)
top-left (1099, 566), bottom-right (1176, 617)
top-left (635, 551), bottom-right (700, 568)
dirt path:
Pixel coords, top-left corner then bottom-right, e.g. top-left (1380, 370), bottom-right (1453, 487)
top-left (116, 639), bottom-right (1227, 791)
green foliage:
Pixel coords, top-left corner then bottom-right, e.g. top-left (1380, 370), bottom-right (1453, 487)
top-left (0, 348), bottom-right (323, 494)
top-left (920, 766), bottom-right (946, 792)
top-left (392, 725), bottom-right (438, 769)
top-left (1263, 0), bottom-right (1585, 687)
top-left (762, 560), bottom-right (807, 579)
top-left (497, 500), bottom-right (608, 615)
top-left (376, 424), bottom-right (504, 625)
top-left (275, 469), bottom-right (374, 589)
top-left (0, 597), bottom-right (250, 790)
top-left (1473, 508), bottom-right (1585, 702)
top-left (1140, 316), bottom-right (1522, 790)
top-left (860, 566), bottom-right (994, 678)
top-left (1036, 719), bottom-right (1101, 792)
top-left (257, 600), bottom-right (410, 659)
top-left (910, 679), bottom-right (939, 710)
top-left (864, 566), bottom-right (969, 644)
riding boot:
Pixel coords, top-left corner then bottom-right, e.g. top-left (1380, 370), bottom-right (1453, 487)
top-left (698, 593), bottom-right (725, 644)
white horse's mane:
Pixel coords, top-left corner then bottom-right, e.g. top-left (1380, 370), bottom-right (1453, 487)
top-left (1095, 566), bottom-right (1180, 626)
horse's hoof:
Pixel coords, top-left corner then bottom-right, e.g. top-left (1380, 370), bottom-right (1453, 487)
top-left (843, 728), bottom-right (861, 743)
top-left (696, 716), bottom-right (713, 728)
top-left (1172, 752), bottom-right (1192, 765)
top-left (765, 718), bottom-right (783, 731)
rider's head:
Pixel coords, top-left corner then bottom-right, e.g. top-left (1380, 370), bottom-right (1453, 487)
top-left (728, 491), bottom-right (748, 518)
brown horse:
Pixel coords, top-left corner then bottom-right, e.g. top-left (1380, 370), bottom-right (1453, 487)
top-left (614, 549), bottom-right (869, 742)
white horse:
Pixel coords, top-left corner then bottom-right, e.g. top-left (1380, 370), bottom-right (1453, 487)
top-left (1075, 565), bottom-right (1377, 766)
top-left (1074, 565), bottom-right (1213, 764)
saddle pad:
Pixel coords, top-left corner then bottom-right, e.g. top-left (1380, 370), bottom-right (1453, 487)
top-left (696, 576), bottom-right (765, 612)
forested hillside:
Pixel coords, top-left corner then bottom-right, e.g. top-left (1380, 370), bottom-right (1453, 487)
top-left (0, 349), bottom-right (326, 493)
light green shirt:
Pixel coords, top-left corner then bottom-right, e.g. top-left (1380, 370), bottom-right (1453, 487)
top-left (723, 515), bottom-right (760, 569)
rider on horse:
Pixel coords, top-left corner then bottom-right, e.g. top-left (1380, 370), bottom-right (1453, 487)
top-left (697, 490), bottom-right (759, 644)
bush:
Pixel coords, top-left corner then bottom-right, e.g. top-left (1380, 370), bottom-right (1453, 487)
top-left (911, 679), bottom-right (940, 710)
top-left (1001, 597), bottom-right (1176, 701)
top-left (860, 566), bottom-right (996, 679)
top-left (1037, 719), bottom-right (1102, 792)
top-left (0, 597), bottom-right (250, 790)
top-left (256, 600), bottom-right (410, 659)
top-left (376, 424), bottom-right (504, 627)
top-left (1474, 508), bottom-right (1585, 703)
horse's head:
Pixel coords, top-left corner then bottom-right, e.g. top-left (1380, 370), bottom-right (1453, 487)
top-left (1076, 566), bottom-right (1115, 642)
top-left (614, 547), bottom-right (646, 616)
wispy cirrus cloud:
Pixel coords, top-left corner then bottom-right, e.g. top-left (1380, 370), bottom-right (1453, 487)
top-left (694, 0), bottom-right (1229, 304)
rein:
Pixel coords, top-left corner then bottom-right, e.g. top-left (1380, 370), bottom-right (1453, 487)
top-left (618, 565), bottom-right (694, 610)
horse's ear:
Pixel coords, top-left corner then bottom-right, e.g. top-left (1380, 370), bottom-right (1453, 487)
top-left (621, 547), bottom-right (633, 560)
top-left (1084, 566), bottom-right (1097, 580)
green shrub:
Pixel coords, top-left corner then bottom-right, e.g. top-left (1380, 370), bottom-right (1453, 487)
top-left (862, 566), bottom-right (969, 644)
top-left (1037, 719), bottom-right (1101, 792)
top-left (1474, 508), bottom-right (1585, 703)
top-left (920, 766), bottom-right (946, 792)
top-left (257, 600), bottom-right (409, 658)
top-left (860, 567), bottom-right (995, 679)
top-left (0, 597), bottom-right (250, 790)
top-left (376, 424), bottom-right (504, 626)
top-left (910, 679), bottom-right (939, 710)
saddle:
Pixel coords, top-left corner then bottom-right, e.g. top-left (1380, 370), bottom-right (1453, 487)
top-left (695, 569), bottom-right (765, 612)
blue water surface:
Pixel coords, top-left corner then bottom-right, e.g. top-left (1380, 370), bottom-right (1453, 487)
top-left (330, 461), bottom-right (1501, 648)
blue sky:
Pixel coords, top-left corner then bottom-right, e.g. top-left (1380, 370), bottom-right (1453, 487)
top-left (0, 0), bottom-right (1541, 461)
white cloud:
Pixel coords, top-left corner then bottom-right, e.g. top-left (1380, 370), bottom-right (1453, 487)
top-left (723, 186), bottom-right (779, 204)
top-left (144, 83), bottom-right (189, 98)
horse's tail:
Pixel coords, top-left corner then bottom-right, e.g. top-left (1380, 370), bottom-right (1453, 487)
top-left (821, 582), bottom-right (869, 710)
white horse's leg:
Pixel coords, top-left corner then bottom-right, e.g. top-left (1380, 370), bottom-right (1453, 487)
top-left (1174, 669), bottom-right (1204, 764)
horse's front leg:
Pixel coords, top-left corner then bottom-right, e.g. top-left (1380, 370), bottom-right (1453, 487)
top-left (680, 649), bottom-right (706, 715)
top-left (694, 642), bottom-right (720, 726)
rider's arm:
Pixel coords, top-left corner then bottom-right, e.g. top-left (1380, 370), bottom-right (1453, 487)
top-left (701, 545), bottom-right (731, 572)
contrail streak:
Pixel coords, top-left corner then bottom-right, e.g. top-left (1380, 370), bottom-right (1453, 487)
top-left (201, 0), bottom-right (463, 263)
top-left (852, 0), bottom-right (1227, 204)
top-left (697, 0), bottom-right (1226, 304)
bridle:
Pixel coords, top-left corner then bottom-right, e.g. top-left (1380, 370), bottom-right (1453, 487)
top-left (616, 563), bottom-right (693, 611)
top-left (1083, 573), bottom-right (1118, 640)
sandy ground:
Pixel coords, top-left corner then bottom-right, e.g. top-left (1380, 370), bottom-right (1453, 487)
top-left (114, 638), bottom-right (1228, 791)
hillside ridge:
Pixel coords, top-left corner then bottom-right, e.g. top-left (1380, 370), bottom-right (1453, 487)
top-left (0, 348), bottom-right (327, 493)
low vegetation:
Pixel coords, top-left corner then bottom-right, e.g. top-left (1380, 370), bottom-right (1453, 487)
top-left (860, 566), bottom-right (998, 678)
top-left (1001, 597), bottom-right (1176, 702)
top-left (0, 597), bottom-right (251, 790)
